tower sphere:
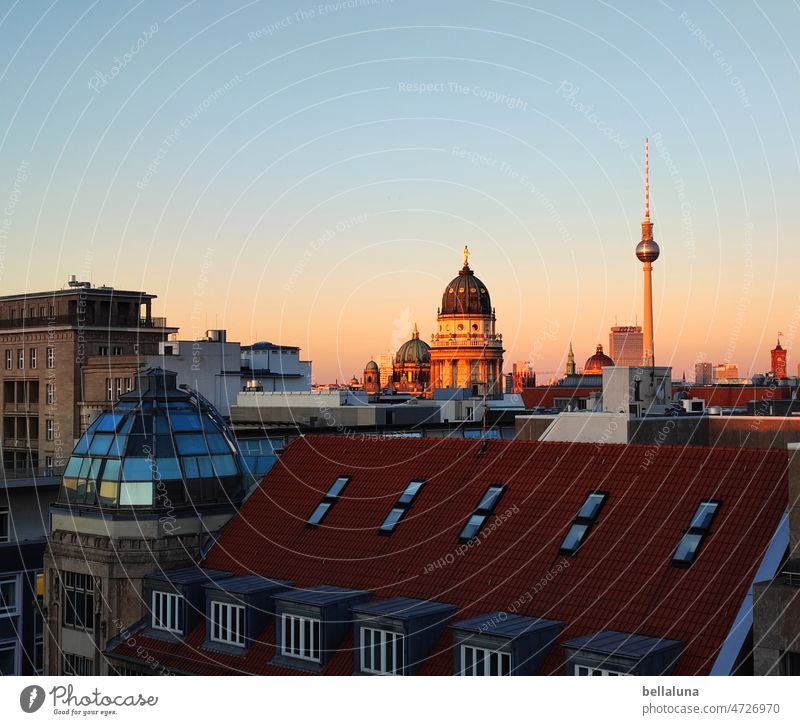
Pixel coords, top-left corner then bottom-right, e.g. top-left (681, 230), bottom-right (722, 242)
top-left (636, 238), bottom-right (660, 264)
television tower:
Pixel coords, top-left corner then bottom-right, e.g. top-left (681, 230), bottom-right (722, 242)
top-left (636, 138), bottom-right (660, 367)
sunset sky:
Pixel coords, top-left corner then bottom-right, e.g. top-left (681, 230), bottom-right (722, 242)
top-left (1, 1), bottom-right (798, 381)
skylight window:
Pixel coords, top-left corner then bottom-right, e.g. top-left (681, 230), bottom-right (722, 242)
top-left (379, 480), bottom-right (425, 535)
top-left (306, 476), bottom-right (350, 527)
top-left (559, 491), bottom-right (608, 556)
top-left (459, 484), bottom-right (505, 541)
top-left (672, 500), bottom-right (720, 567)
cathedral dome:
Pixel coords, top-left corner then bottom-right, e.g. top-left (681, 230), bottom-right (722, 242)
top-left (441, 263), bottom-right (492, 315)
top-left (395, 325), bottom-right (430, 364)
top-left (365, 359), bottom-right (379, 371)
top-left (584, 344), bottom-right (614, 374)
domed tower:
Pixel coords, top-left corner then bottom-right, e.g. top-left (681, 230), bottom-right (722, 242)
top-left (584, 343), bottom-right (615, 375)
top-left (636, 139), bottom-right (660, 367)
top-left (44, 368), bottom-right (246, 675)
top-left (392, 323), bottom-right (431, 394)
top-left (429, 246), bottom-right (504, 397)
top-left (363, 359), bottom-right (380, 394)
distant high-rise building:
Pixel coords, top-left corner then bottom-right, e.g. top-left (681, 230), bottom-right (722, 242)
top-left (695, 362), bottom-right (713, 385)
top-left (771, 337), bottom-right (787, 379)
top-left (512, 361), bottom-right (535, 392)
top-left (378, 352), bottom-right (394, 391)
top-left (609, 326), bottom-right (643, 366)
top-left (714, 363), bottom-right (739, 382)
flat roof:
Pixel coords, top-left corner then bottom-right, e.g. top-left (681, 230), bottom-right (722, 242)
top-left (564, 630), bottom-right (682, 659)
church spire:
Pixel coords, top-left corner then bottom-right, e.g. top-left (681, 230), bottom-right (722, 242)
top-left (566, 342), bottom-right (576, 376)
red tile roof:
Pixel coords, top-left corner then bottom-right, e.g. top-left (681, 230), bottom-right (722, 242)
top-left (109, 436), bottom-right (788, 676)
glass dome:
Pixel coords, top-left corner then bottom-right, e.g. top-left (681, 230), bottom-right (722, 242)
top-left (60, 368), bottom-right (243, 510)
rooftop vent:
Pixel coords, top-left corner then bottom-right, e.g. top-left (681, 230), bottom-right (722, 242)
top-left (67, 275), bottom-right (91, 288)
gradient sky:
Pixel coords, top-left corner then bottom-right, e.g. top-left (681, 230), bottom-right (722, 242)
top-left (1, 0), bottom-right (798, 382)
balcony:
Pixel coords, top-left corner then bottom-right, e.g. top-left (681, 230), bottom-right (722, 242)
top-left (780, 563), bottom-right (800, 587)
top-left (0, 314), bottom-right (171, 331)
top-left (3, 402), bottom-right (39, 413)
top-left (2, 438), bottom-right (39, 448)
top-left (1, 465), bottom-right (64, 480)
top-left (430, 334), bottom-right (503, 348)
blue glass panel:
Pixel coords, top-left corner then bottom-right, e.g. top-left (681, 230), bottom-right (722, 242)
top-left (101, 459), bottom-right (120, 482)
top-left (108, 435), bottom-right (127, 457)
top-left (379, 507), bottom-right (406, 533)
top-left (96, 413), bottom-right (124, 432)
top-left (307, 501), bottom-right (332, 526)
top-left (182, 457), bottom-right (199, 479)
top-left (690, 502), bottom-right (718, 531)
top-left (202, 417), bottom-right (222, 432)
top-left (196, 457), bottom-right (213, 477)
top-left (88, 434), bottom-right (113, 456)
top-left (118, 415), bottom-right (135, 435)
top-left (120, 481), bottom-right (153, 506)
top-left (73, 435), bottom-right (90, 455)
top-left (89, 459), bottom-right (102, 483)
top-left (560, 523), bottom-right (590, 554)
top-left (398, 480), bottom-right (424, 505)
top-left (175, 434), bottom-right (208, 455)
top-left (170, 414), bottom-right (203, 432)
top-left (154, 457), bottom-right (182, 481)
top-left (65, 456), bottom-right (83, 477)
top-left (459, 513), bottom-right (486, 541)
top-left (326, 476), bottom-right (350, 498)
top-left (211, 455), bottom-right (237, 476)
top-left (122, 457), bottom-right (153, 482)
top-left (205, 434), bottom-right (230, 454)
top-left (78, 458), bottom-right (92, 479)
top-left (154, 416), bottom-right (170, 434)
top-left (673, 533), bottom-right (703, 564)
top-left (577, 493), bottom-right (606, 521)
top-left (477, 486), bottom-right (504, 512)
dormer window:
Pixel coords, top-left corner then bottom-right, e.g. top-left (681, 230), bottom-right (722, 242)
top-left (673, 500), bottom-right (720, 566)
top-left (281, 614), bottom-right (321, 662)
top-left (461, 644), bottom-right (511, 676)
top-left (152, 590), bottom-right (183, 634)
top-left (210, 601), bottom-right (245, 647)
top-left (360, 628), bottom-right (404, 675)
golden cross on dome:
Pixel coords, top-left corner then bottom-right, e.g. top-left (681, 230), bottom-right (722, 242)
top-left (463, 244), bottom-right (470, 267)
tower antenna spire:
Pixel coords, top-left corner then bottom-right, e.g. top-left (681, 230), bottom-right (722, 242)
top-left (642, 138), bottom-right (653, 241)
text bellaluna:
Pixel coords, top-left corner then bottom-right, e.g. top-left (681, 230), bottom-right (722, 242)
top-left (643, 686), bottom-right (700, 697)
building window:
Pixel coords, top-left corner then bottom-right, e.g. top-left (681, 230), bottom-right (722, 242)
top-left (105, 378), bottom-right (113, 402)
top-left (45, 419), bottom-right (54, 441)
top-left (574, 664), bottom-right (628, 676)
top-left (45, 455), bottom-right (53, 471)
top-left (4, 350), bottom-right (10, 369)
top-left (98, 346), bottom-right (109, 356)
top-left (152, 590), bottom-right (183, 634)
top-left (39, 306), bottom-right (45, 318)
top-left (29, 348), bottom-right (37, 369)
top-left (459, 484), bottom-right (506, 541)
top-left (115, 378), bottom-right (124, 399)
top-left (49, 305), bottom-right (55, 319)
top-left (0, 576), bottom-right (19, 617)
top-left (62, 652), bottom-right (95, 676)
top-left (46, 383), bottom-right (55, 405)
top-left (560, 491), bottom-right (608, 556)
top-left (379, 479), bottom-right (425, 534)
top-left (113, 346), bottom-right (123, 356)
top-left (307, 475), bottom-right (351, 527)
top-left (62, 571), bottom-right (94, 630)
top-left (673, 500), bottom-right (720, 567)
top-left (17, 349), bottom-right (23, 369)
top-left (210, 601), bottom-right (246, 647)
top-left (46, 347), bottom-right (54, 368)
top-left (460, 644), bottom-right (511, 676)
top-left (0, 507), bottom-right (8, 543)
top-left (281, 614), bottom-right (321, 662)
top-left (360, 627), bottom-right (404, 675)
top-left (0, 641), bottom-right (17, 675)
